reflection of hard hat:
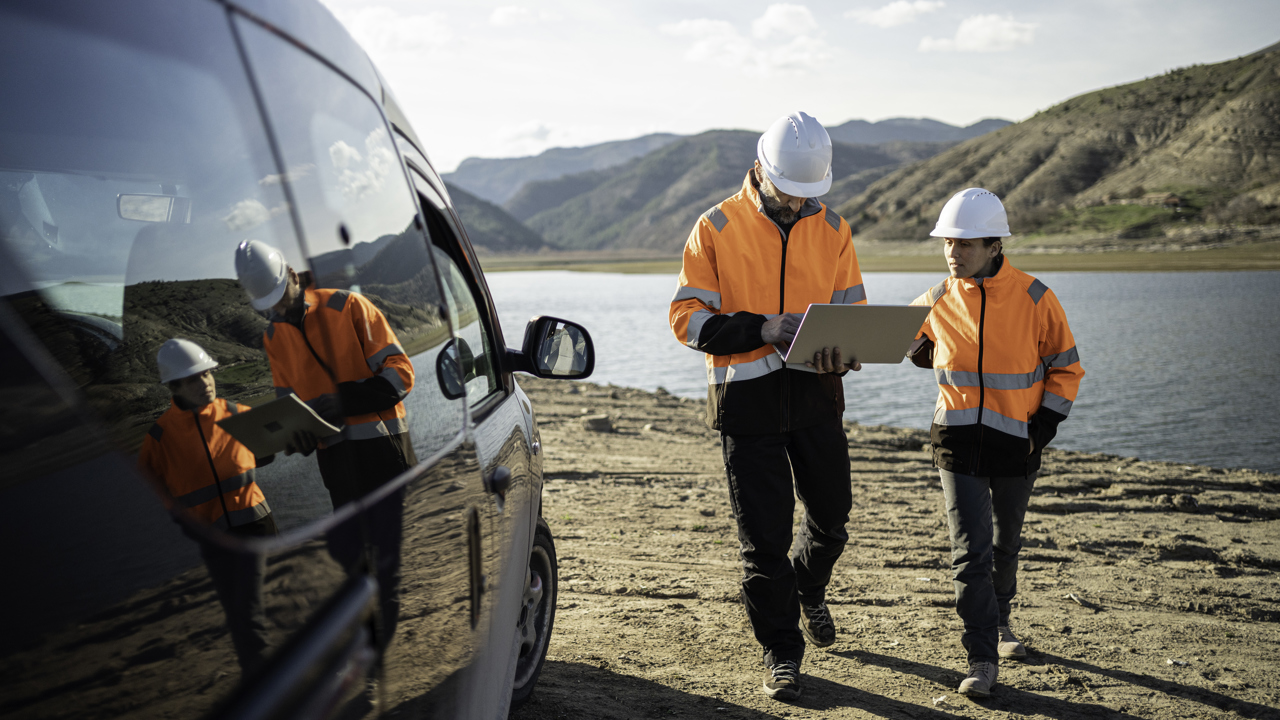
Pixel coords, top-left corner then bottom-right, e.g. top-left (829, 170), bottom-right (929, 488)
top-left (234, 240), bottom-right (289, 310)
top-left (757, 111), bottom-right (833, 198)
top-left (157, 338), bottom-right (218, 384)
top-left (930, 188), bottom-right (1011, 239)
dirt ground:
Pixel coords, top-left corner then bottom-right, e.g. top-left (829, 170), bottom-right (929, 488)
top-left (510, 377), bottom-right (1280, 720)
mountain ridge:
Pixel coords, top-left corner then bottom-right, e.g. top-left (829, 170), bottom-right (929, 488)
top-left (838, 42), bottom-right (1280, 242)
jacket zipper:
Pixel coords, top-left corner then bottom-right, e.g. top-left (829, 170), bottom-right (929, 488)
top-left (974, 283), bottom-right (987, 474)
top-left (193, 407), bottom-right (234, 528)
top-left (778, 228), bottom-right (790, 432)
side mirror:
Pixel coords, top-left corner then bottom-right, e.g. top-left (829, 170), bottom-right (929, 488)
top-left (507, 316), bottom-right (594, 379)
top-left (118, 194), bottom-right (191, 223)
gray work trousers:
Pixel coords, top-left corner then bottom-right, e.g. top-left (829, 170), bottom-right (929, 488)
top-left (939, 468), bottom-right (1037, 664)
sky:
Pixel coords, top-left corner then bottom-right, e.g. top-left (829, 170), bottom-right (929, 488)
top-left (317, 0), bottom-right (1280, 173)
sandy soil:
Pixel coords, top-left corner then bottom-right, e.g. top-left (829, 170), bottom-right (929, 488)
top-left (511, 377), bottom-right (1280, 720)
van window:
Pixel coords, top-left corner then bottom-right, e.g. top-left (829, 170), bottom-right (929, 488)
top-left (235, 18), bottom-right (464, 460)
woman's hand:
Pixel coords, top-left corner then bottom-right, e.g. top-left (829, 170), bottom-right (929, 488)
top-left (807, 346), bottom-right (861, 374)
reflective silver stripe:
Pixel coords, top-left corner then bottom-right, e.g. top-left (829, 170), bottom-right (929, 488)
top-left (148, 424), bottom-right (163, 441)
top-left (366, 342), bottom-right (407, 373)
top-left (985, 367), bottom-right (1045, 390)
top-left (928, 280), bottom-right (947, 305)
top-left (709, 353), bottom-right (784, 384)
top-left (935, 368), bottom-right (980, 387)
top-left (176, 471), bottom-right (255, 509)
top-left (225, 501), bottom-right (270, 527)
top-left (932, 406), bottom-right (1027, 438)
top-left (824, 206), bottom-right (841, 232)
top-left (378, 366), bottom-right (408, 397)
top-left (830, 284), bottom-right (866, 305)
top-left (703, 206), bottom-right (728, 233)
top-left (983, 409), bottom-right (1028, 438)
top-left (327, 290), bottom-right (350, 312)
top-left (935, 366), bottom-right (1044, 390)
top-left (935, 406), bottom-right (979, 425)
top-left (671, 285), bottom-right (721, 310)
top-left (1041, 346), bottom-right (1080, 368)
top-left (1027, 279), bottom-right (1049, 305)
top-left (342, 416), bottom-right (409, 441)
top-left (1041, 390), bottom-right (1074, 416)
top-left (275, 386), bottom-right (294, 398)
top-left (226, 402), bottom-right (240, 416)
top-left (687, 308), bottom-right (715, 348)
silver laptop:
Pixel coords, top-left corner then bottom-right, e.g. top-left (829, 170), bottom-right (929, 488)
top-left (777, 304), bottom-right (933, 366)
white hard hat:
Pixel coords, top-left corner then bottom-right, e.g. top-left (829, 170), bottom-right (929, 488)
top-left (930, 188), bottom-right (1012, 239)
top-left (157, 338), bottom-right (218, 384)
top-left (234, 240), bottom-right (290, 310)
top-left (757, 111), bottom-right (833, 198)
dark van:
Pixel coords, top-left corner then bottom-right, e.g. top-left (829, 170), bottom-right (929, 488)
top-left (0, 1), bottom-right (590, 718)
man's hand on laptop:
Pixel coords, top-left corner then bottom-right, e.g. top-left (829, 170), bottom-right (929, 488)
top-left (807, 346), bottom-right (860, 374)
top-left (762, 313), bottom-right (802, 348)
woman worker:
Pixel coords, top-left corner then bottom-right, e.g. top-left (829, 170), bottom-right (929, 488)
top-left (908, 188), bottom-right (1084, 697)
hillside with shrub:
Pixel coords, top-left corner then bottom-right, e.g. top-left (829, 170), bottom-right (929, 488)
top-left (839, 42), bottom-right (1280, 243)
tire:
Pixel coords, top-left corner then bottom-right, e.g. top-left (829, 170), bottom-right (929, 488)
top-left (511, 516), bottom-right (557, 708)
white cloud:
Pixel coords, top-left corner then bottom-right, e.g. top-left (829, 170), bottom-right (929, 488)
top-left (846, 1), bottom-right (944, 28)
top-left (660, 19), bottom-right (753, 69)
top-left (661, 7), bottom-right (831, 76)
top-left (490, 6), bottom-right (535, 27)
top-left (329, 128), bottom-right (397, 201)
top-left (222, 199), bottom-right (288, 233)
top-left (920, 14), bottom-right (1037, 52)
top-left (326, 6), bottom-right (451, 56)
top-left (752, 4), bottom-right (819, 40)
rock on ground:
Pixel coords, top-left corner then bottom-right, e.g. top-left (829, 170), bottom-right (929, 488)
top-left (514, 377), bottom-right (1280, 720)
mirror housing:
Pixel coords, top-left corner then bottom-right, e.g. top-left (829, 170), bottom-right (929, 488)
top-left (118, 193), bottom-right (191, 223)
top-left (506, 316), bottom-right (594, 379)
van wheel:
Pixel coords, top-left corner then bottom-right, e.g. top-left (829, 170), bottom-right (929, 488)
top-left (511, 517), bottom-right (557, 707)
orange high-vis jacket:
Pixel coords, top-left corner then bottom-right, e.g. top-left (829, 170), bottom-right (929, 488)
top-left (138, 398), bottom-right (271, 529)
top-left (670, 171), bottom-right (865, 433)
top-left (264, 286), bottom-right (414, 445)
top-left (912, 258), bottom-right (1083, 476)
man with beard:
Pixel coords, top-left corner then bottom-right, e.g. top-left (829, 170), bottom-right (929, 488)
top-left (669, 111), bottom-right (865, 701)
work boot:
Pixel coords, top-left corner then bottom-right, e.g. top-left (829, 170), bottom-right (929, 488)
top-left (762, 659), bottom-right (802, 700)
top-left (998, 625), bottom-right (1027, 660)
top-left (799, 602), bottom-right (836, 648)
top-left (958, 660), bottom-right (998, 697)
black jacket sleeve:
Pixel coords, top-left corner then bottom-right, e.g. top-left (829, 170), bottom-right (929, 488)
top-left (1029, 407), bottom-right (1067, 452)
top-left (338, 377), bottom-right (403, 416)
top-left (696, 312), bottom-right (768, 356)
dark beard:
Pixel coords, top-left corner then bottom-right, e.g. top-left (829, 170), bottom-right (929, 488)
top-left (760, 191), bottom-right (799, 226)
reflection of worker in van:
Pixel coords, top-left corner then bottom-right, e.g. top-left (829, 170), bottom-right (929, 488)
top-left (233, 240), bottom-right (416, 509)
top-left (137, 338), bottom-right (276, 673)
top-left (538, 324), bottom-right (587, 376)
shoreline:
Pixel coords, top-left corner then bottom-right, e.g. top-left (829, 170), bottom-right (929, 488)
top-left (513, 376), bottom-right (1280, 719)
top-left (479, 239), bottom-right (1280, 274)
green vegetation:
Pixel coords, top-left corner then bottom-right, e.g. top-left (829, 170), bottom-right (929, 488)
top-left (839, 43), bottom-right (1280, 245)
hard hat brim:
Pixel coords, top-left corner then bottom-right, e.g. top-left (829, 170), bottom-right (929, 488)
top-left (929, 226), bottom-right (1012, 239)
top-left (765, 168), bottom-right (831, 199)
top-left (160, 358), bottom-right (218, 385)
top-left (249, 279), bottom-right (287, 311)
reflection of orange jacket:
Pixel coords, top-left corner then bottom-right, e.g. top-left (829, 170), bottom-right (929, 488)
top-left (670, 171), bottom-right (864, 433)
top-left (913, 258), bottom-right (1083, 475)
top-left (138, 398), bottom-right (271, 529)
top-left (264, 286), bottom-right (414, 445)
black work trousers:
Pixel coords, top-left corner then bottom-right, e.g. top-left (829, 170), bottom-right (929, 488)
top-left (939, 468), bottom-right (1037, 664)
top-left (722, 419), bottom-right (851, 668)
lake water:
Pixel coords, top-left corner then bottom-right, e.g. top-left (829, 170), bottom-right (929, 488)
top-left (487, 269), bottom-right (1280, 474)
